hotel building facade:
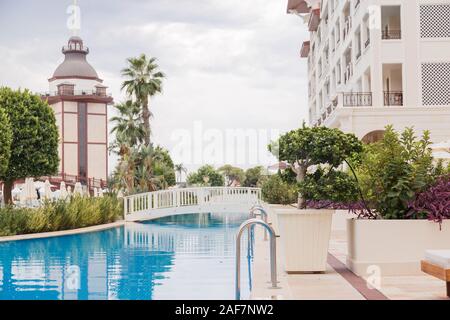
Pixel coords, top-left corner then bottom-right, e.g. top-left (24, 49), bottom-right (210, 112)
top-left (287, 0), bottom-right (450, 143)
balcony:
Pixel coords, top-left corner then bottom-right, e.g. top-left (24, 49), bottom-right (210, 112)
top-left (381, 6), bottom-right (402, 40)
top-left (344, 64), bottom-right (353, 84)
top-left (41, 90), bottom-right (114, 104)
top-left (286, 0), bottom-right (310, 14)
top-left (308, 9), bottom-right (321, 32)
top-left (384, 92), bottom-right (403, 106)
top-left (343, 93), bottom-right (373, 107)
top-left (300, 41), bottom-right (310, 58)
top-left (43, 90), bottom-right (112, 98)
top-left (343, 17), bottom-right (352, 40)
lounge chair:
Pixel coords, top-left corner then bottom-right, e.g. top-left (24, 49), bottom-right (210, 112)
top-left (421, 250), bottom-right (450, 298)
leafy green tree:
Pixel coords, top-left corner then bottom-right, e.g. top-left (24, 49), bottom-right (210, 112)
top-left (355, 126), bottom-right (436, 219)
top-left (243, 166), bottom-right (265, 187)
top-left (0, 88), bottom-right (59, 203)
top-left (153, 146), bottom-right (176, 187)
top-left (187, 165), bottom-right (225, 187)
top-left (121, 54), bottom-right (165, 146)
top-left (269, 125), bottom-right (362, 208)
top-left (261, 175), bottom-right (298, 205)
top-left (218, 165), bottom-right (245, 186)
top-left (0, 108), bottom-right (12, 178)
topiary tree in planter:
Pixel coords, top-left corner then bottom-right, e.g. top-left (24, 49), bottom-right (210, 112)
top-left (268, 125), bottom-right (363, 209)
top-left (268, 125), bottom-right (364, 273)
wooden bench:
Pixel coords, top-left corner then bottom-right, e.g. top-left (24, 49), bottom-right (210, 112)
top-left (421, 250), bottom-right (450, 298)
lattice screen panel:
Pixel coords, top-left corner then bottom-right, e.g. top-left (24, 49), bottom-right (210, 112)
top-left (421, 63), bottom-right (450, 106)
top-left (420, 4), bottom-right (450, 38)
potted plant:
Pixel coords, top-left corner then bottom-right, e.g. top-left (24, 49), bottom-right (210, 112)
top-left (268, 125), bottom-right (362, 273)
top-left (347, 126), bottom-right (450, 276)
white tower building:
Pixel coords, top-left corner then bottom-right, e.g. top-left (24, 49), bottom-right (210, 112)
top-left (287, 0), bottom-right (450, 143)
top-left (43, 35), bottom-right (113, 184)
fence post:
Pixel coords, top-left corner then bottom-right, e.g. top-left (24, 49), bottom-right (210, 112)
top-left (123, 197), bottom-right (128, 220)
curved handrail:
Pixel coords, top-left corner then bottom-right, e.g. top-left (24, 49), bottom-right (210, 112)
top-left (235, 218), bottom-right (278, 300)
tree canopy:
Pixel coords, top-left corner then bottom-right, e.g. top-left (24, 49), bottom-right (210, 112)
top-left (187, 165), bottom-right (224, 187)
top-left (218, 165), bottom-right (245, 186)
top-left (0, 107), bottom-right (12, 177)
top-left (0, 88), bottom-right (59, 203)
top-left (269, 125), bottom-right (363, 208)
top-left (121, 54), bottom-right (165, 146)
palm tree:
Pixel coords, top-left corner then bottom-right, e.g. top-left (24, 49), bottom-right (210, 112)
top-left (110, 101), bottom-right (145, 156)
top-left (174, 164), bottom-right (187, 183)
top-left (121, 54), bottom-right (165, 146)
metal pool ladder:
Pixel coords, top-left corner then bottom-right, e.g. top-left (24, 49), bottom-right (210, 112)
top-left (250, 205), bottom-right (269, 241)
top-left (235, 218), bottom-right (279, 300)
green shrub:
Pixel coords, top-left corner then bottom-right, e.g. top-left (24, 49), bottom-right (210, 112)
top-left (0, 195), bottom-right (123, 237)
top-left (355, 126), bottom-right (437, 219)
top-left (261, 175), bottom-right (298, 205)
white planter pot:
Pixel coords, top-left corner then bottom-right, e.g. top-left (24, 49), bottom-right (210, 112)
top-left (276, 209), bottom-right (333, 273)
top-left (347, 219), bottom-right (450, 276)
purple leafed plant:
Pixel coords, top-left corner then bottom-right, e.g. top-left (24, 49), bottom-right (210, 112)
top-left (408, 175), bottom-right (450, 224)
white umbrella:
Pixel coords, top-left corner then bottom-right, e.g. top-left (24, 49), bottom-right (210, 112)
top-left (59, 181), bottom-right (68, 199)
top-left (67, 186), bottom-right (72, 196)
top-left (12, 186), bottom-right (22, 200)
top-left (98, 188), bottom-right (104, 198)
top-left (73, 182), bottom-right (83, 196)
top-left (43, 180), bottom-right (53, 200)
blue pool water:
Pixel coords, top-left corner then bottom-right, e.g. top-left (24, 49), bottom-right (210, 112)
top-left (0, 213), bottom-right (252, 300)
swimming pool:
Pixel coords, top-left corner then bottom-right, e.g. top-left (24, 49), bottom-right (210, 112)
top-left (0, 213), bottom-right (253, 300)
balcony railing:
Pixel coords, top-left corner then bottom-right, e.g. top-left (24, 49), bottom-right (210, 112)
top-left (42, 90), bottom-right (112, 98)
top-left (382, 30), bottom-right (401, 40)
top-left (343, 93), bottom-right (373, 107)
top-left (384, 91), bottom-right (403, 106)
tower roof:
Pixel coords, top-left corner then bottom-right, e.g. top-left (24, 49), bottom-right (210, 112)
top-left (50, 36), bottom-right (101, 81)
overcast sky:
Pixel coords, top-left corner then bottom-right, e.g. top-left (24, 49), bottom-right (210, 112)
top-left (0, 0), bottom-right (309, 172)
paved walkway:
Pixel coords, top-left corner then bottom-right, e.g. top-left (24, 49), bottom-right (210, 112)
top-left (250, 209), bottom-right (449, 300)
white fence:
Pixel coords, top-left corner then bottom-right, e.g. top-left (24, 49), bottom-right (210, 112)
top-left (124, 187), bottom-right (261, 221)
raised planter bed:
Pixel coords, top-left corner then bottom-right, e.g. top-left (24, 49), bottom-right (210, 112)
top-left (347, 219), bottom-right (450, 276)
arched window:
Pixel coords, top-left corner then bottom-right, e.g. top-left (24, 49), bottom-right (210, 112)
top-left (362, 130), bottom-right (385, 144)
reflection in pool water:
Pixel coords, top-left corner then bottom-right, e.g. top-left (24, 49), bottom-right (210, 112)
top-left (0, 212), bottom-right (252, 300)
